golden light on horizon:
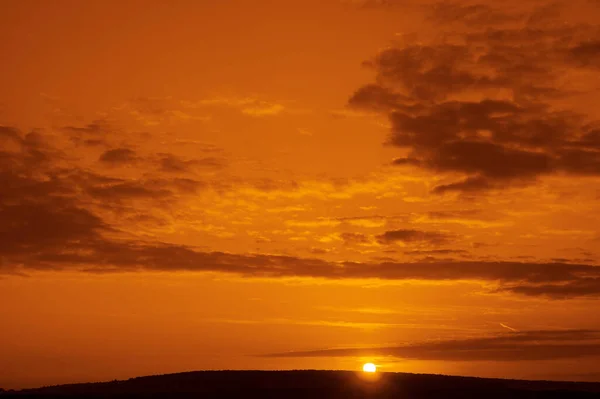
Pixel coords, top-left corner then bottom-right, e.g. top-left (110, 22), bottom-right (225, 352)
top-left (363, 363), bottom-right (377, 373)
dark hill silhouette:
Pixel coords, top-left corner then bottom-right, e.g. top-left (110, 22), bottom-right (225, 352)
top-left (3, 370), bottom-right (600, 398)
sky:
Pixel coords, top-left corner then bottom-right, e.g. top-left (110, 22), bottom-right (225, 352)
top-left (1, 0), bottom-right (600, 390)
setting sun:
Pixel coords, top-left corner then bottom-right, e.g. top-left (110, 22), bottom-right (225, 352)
top-left (363, 363), bottom-right (377, 373)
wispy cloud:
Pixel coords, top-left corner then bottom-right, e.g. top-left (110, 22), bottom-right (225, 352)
top-left (263, 329), bottom-right (600, 361)
top-left (187, 97), bottom-right (287, 117)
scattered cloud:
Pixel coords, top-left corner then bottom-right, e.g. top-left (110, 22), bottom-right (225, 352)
top-left (99, 148), bottom-right (138, 165)
top-left (340, 232), bottom-right (370, 245)
top-left (63, 120), bottom-right (111, 135)
top-left (115, 97), bottom-right (211, 126)
top-left (404, 249), bottom-right (469, 256)
top-left (2, 125), bottom-right (600, 298)
top-left (189, 97), bottom-right (287, 117)
top-left (157, 153), bottom-right (225, 173)
top-left (349, 2), bottom-right (600, 193)
top-left (377, 229), bottom-right (451, 245)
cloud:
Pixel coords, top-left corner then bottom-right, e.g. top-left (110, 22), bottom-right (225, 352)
top-left (0, 198), bottom-right (105, 261)
top-left (428, 2), bottom-right (518, 26)
top-left (157, 153), bottom-right (225, 173)
top-left (377, 229), bottom-right (451, 245)
top-left (0, 127), bottom-right (64, 171)
top-left (349, 3), bottom-right (600, 193)
top-left (8, 223), bottom-right (600, 300)
top-left (0, 125), bottom-right (205, 245)
top-left (86, 180), bottom-right (174, 201)
top-left (404, 249), bottom-right (469, 256)
top-left (497, 280), bottom-right (600, 299)
top-left (340, 0), bottom-right (400, 8)
top-left (63, 120), bottom-right (113, 147)
top-left (158, 153), bottom-right (197, 173)
top-left (115, 97), bottom-right (211, 125)
top-left (334, 215), bottom-right (396, 228)
top-left (3, 124), bottom-right (600, 299)
top-left (208, 317), bottom-right (404, 330)
top-left (340, 232), bottom-right (370, 245)
top-left (97, 147), bottom-right (226, 173)
top-left (425, 210), bottom-right (488, 222)
top-left (0, 132), bottom-right (106, 265)
top-left (191, 97), bottom-right (286, 117)
top-left (570, 40), bottom-right (600, 68)
top-left (262, 329), bottom-right (600, 362)
top-left (63, 120), bottom-right (111, 135)
top-left (241, 103), bottom-right (284, 117)
top-left (99, 148), bottom-right (138, 165)
top-left (4, 189), bottom-right (600, 302)
top-left (0, 125), bottom-right (20, 142)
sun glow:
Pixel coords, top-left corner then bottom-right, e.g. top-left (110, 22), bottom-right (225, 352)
top-left (362, 363), bottom-right (377, 373)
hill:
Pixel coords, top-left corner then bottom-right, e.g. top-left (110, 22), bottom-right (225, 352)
top-left (3, 370), bottom-right (600, 398)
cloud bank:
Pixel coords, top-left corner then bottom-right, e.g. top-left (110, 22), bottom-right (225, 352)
top-left (2, 124), bottom-right (600, 298)
top-left (349, 1), bottom-right (600, 193)
top-left (264, 329), bottom-right (600, 361)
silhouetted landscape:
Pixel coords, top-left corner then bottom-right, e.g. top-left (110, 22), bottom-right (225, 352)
top-left (2, 370), bottom-right (600, 398)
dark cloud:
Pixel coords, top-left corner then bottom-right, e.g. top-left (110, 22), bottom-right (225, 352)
top-left (340, 232), bottom-right (370, 245)
top-left (0, 127), bottom-right (64, 171)
top-left (7, 229), bottom-right (600, 300)
top-left (263, 330), bottom-right (600, 361)
top-left (498, 280), bottom-right (600, 299)
top-left (392, 157), bottom-right (421, 166)
top-left (377, 229), bottom-right (451, 245)
top-left (158, 153), bottom-right (196, 173)
top-left (3, 125), bottom-right (600, 299)
top-left (0, 135), bottom-right (106, 270)
top-left (0, 125), bottom-right (20, 142)
top-left (95, 148), bottom-right (225, 174)
top-left (99, 148), bottom-right (137, 165)
top-left (404, 249), bottom-right (469, 255)
top-left (0, 126), bottom-right (205, 266)
top-left (349, 5), bottom-right (600, 192)
top-left (64, 120), bottom-right (111, 147)
top-left (426, 210), bottom-right (483, 220)
top-left (570, 40), bottom-right (600, 68)
top-left (348, 84), bottom-right (412, 112)
top-left (63, 120), bottom-right (111, 135)
top-left (3, 172), bottom-right (600, 299)
top-left (158, 153), bottom-right (225, 173)
top-left (433, 176), bottom-right (494, 194)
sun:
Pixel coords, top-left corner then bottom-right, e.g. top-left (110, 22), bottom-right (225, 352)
top-left (362, 363), bottom-right (377, 373)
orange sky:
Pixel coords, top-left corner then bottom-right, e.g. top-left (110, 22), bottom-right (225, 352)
top-left (2, 0), bottom-right (600, 389)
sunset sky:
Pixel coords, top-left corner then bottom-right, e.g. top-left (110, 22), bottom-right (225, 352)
top-left (2, 0), bottom-right (600, 390)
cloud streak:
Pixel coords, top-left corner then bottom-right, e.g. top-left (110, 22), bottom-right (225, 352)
top-left (263, 330), bottom-right (600, 361)
top-left (377, 229), bottom-right (451, 245)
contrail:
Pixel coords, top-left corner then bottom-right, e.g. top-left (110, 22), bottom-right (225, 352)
top-left (500, 323), bottom-right (518, 332)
